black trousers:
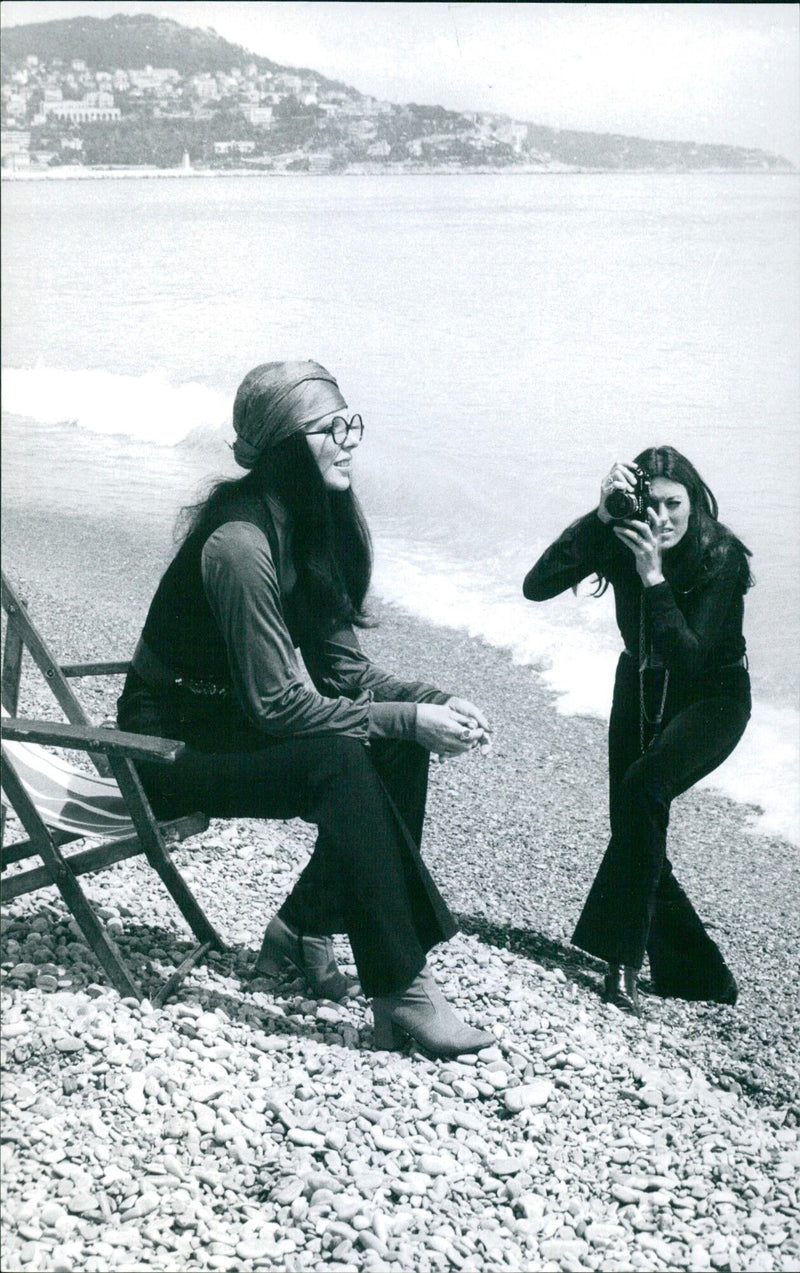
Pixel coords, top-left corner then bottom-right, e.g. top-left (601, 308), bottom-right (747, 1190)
top-left (118, 676), bottom-right (456, 998)
top-left (572, 653), bottom-right (750, 995)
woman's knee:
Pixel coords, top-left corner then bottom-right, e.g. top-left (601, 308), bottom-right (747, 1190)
top-left (619, 753), bottom-right (672, 809)
top-left (313, 734), bottom-right (375, 787)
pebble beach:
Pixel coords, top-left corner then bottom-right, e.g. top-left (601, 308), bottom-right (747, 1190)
top-left (1, 504), bottom-right (799, 1273)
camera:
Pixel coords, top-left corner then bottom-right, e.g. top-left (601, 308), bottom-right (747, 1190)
top-left (605, 466), bottom-right (651, 521)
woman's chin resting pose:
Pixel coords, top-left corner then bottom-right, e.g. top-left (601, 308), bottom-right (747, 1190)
top-left (118, 360), bottom-right (494, 1057)
top-left (523, 447), bottom-right (753, 1017)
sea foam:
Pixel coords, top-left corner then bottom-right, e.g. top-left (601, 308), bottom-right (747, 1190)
top-left (2, 365), bottom-right (228, 447)
top-left (372, 536), bottom-right (800, 847)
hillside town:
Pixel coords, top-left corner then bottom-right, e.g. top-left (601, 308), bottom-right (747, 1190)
top-left (1, 12), bottom-right (793, 176)
top-left (0, 47), bottom-right (535, 174)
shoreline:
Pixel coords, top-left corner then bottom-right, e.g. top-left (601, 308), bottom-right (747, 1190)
top-left (3, 164), bottom-right (796, 182)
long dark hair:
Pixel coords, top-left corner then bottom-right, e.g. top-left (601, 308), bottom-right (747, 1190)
top-left (594, 445), bottom-right (753, 594)
top-left (178, 431), bottom-right (373, 632)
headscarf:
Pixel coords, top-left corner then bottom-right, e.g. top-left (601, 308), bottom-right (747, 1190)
top-left (232, 360), bottom-right (346, 468)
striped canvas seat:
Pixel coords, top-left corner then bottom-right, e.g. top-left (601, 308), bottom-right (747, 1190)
top-left (1, 569), bottom-right (223, 1004)
top-left (2, 735), bottom-right (132, 840)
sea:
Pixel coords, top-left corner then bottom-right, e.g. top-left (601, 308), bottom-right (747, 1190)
top-left (2, 171), bottom-right (799, 844)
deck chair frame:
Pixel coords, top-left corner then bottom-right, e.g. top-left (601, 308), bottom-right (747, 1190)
top-left (1, 571), bottom-right (225, 1005)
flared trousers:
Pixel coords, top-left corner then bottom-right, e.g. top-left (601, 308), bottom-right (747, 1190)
top-left (572, 653), bottom-right (750, 996)
top-left (118, 674), bottom-right (456, 998)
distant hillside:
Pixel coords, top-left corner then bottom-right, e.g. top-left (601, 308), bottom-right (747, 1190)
top-left (1, 13), bottom-right (793, 174)
top-left (0, 12), bottom-right (349, 90)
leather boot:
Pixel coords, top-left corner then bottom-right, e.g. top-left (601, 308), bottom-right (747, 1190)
top-left (712, 972), bottom-right (738, 1006)
top-left (602, 963), bottom-right (642, 1017)
top-left (254, 915), bottom-right (360, 1001)
top-left (372, 964), bottom-right (495, 1056)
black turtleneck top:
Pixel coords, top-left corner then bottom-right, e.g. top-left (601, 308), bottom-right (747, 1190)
top-left (523, 511), bottom-right (747, 680)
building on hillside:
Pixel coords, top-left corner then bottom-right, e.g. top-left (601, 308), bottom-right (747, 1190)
top-left (493, 120), bottom-right (529, 152)
top-left (3, 92), bottom-right (29, 120)
top-left (1, 130), bottom-right (31, 168)
top-left (41, 102), bottom-right (121, 123)
top-left (60, 136), bottom-right (84, 151)
top-left (308, 153), bottom-right (332, 172)
top-left (213, 140), bottom-right (256, 155)
top-left (192, 75), bottom-right (220, 101)
top-left (127, 67), bottom-right (180, 91)
top-left (240, 105), bottom-right (273, 126)
top-left (82, 91), bottom-right (115, 109)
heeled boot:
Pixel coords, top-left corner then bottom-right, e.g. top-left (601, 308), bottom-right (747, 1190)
top-left (602, 963), bottom-right (642, 1017)
top-left (372, 964), bottom-right (495, 1056)
top-left (254, 915), bottom-right (360, 1002)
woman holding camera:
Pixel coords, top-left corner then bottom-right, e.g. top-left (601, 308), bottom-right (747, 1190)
top-left (118, 360), bottom-right (494, 1056)
top-left (523, 447), bottom-right (752, 1016)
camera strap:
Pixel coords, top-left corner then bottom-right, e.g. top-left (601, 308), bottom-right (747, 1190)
top-left (638, 594), bottom-right (669, 753)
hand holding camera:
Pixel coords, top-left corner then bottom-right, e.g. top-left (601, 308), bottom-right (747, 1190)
top-left (598, 461), bottom-right (651, 523)
top-left (599, 461), bottom-right (665, 587)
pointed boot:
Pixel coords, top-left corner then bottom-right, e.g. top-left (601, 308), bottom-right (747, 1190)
top-left (254, 915), bottom-right (360, 1002)
top-left (602, 963), bottom-right (642, 1017)
top-left (372, 964), bottom-right (494, 1056)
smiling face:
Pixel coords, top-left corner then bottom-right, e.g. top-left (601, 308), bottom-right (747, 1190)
top-left (649, 477), bottom-right (691, 548)
top-left (304, 411), bottom-right (360, 491)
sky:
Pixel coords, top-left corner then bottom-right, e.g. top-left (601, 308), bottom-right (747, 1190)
top-left (2, 1), bottom-right (798, 163)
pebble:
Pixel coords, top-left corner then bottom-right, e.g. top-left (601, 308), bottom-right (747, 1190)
top-left (488, 1155), bottom-right (525, 1177)
top-left (54, 1036), bottom-right (84, 1054)
top-left (390, 1172), bottom-right (431, 1198)
top-left (124, 1074), bottom-right (146, 1114)
top-left (503, 1079), bottom-right (554, 1113)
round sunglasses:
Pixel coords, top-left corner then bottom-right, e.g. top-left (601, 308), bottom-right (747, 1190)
top-left (305, 414), bottom-right (364, 446)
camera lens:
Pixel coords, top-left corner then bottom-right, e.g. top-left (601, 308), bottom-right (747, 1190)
top-left (605, 489), bottom-right (637, 519)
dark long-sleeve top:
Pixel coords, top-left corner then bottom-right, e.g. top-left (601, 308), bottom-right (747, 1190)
top-left (200, 508), bottom-right (449, 742)
top-left (522, 511), bottom-right (747, 679)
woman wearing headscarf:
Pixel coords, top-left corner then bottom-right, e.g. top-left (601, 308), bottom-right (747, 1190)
top-left (118, 360), bottom-right (494, 1056)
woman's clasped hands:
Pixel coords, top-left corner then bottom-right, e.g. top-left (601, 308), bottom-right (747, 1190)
top-left (415, 697), bottom-right (493, 761)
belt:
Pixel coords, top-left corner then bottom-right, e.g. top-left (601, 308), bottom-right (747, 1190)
top-left (621, 649), bottom-right (748, 671)
top-left (132, 638), bottom-right (230, 698)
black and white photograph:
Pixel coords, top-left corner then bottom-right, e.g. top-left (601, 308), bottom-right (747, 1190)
top-left (1, 2), bottom-right (798, 1271)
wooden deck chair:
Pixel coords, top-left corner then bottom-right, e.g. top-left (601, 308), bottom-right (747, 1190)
top-left (1, 570), bottom-right (225, 1006)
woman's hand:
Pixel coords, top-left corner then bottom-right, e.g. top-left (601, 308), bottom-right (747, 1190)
top-left (598, 461), bottom-right (640, 524)
top-left (446, 696), bottom-right (493, 754)
top-left (612, 507), bottom-right (666, 587)
top-left (415, 700), bottom-right (490, 757)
